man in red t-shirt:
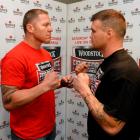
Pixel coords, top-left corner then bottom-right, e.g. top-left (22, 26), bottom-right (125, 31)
top-left (1, 9), bottom-right (72, 140)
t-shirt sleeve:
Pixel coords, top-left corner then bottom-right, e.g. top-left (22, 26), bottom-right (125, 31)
top-left (103, 78), bottom-right (137, 122)
top-left (1, 57), bottom-right (25, 87)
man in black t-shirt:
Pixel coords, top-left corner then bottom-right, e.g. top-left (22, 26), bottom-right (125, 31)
top-left (72, 9), bottom-right (140, 140)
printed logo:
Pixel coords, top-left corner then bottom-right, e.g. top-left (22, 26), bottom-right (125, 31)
top-left (0, 5), bottom-right (7, 13)
top-left (78, 16), bottom-right (85, 22)
top-left (59, 119), bottom-right (64, 125)
top-left (131, 8), bottom-right (140, 15)
top-left (56, 111), bottom-right (61, 117)
top-left (82, 112), bottom-right (88, 119)
top-left (119, 10), bottom-right (125, 16)
top-left (67, 117), bottom-right (74, 124)
top-left (56, 6), bottom-right (62, 12)
top-left (77, 101), bottom-right (84, 107)
top-left (83, 26), bottom-right (91, 32)
top-left (0, 121), bottom-right (9, 129)
top-left (13, 8), bottom-right (23, 16)
top-left (67, 136), bottom-right (74, 140)
top-left (5, 20), bottom-right (15, 28)
top-left (35, 61), bottom-right (52, 83)
top-left (5, 35), bottom-right (16, 43)
top-left (68, 18), bottom-right (75, 23)
top-left (60, 17), bottom-right (66, 23)
top-left (108, 0), bottom-right (118, 6)
top-left (58, 100), bottom-right (64, 106)
top-left (72, 128), bottom-right (79, 135)
top-left (124, 35), bottom-right (133, 42)
top-left (45, 3), bottom-right (53, 10)
top-left (67, 99), bottom-right (74, 105)
top-left (55, 27), bottom-right (61, 33)
top-left (83, 4), bottom-right (91, 11)
top-left (76, 121), bottom-right (84, 127)
top-left (81, 132), bottom-right (88, 138)
top-left (56, 130), bottom-right (62, 136)
top-left (73, 27), bottom-right (80, 33)
top-left (72, 110), bottom-right (79, 116)
top-left (95, 2), bottom-right (104, 8)
top-left (51, 16), bottom-right (57, 22)
top-left (33, 0), bottom-right (42, 7)
top-left (73, 7), bottom-right (80, 12)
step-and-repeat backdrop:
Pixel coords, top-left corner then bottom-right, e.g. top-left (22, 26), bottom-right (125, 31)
top-left (66, 0), bottom-right (140, 140)
top-left (0, 0), bottom-right (67, 140)
top-left (1, 0), bottom-right (140, 140)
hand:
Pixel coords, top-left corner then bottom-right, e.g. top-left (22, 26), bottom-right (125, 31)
top-left (60, 74), bottom-right (73, 88)
top-left (75, 62), bottom-right (89, 75)
top-left (41, 71), bottom-right (60, 91)
top-left (72, 73), bottom-right (91, 98)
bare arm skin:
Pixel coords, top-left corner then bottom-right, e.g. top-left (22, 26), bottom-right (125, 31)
top-left (72, 73), bottom-right (125, 136)
top-left (1, 71), bottom-right (60, 111)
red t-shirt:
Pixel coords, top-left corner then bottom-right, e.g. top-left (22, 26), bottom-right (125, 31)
top-left (1, 41), bottom-right (55, 139)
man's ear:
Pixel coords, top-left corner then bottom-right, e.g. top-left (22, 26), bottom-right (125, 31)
top-left (26, 23), bottom-right (34, 33)
top-left (106, 28), bottom-right (113, 38)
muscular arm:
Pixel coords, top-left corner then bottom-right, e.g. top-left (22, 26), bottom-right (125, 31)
top-left (1, 84), bottom-right (48, 111)
top-left (83, 89), bottom-right (125, 136)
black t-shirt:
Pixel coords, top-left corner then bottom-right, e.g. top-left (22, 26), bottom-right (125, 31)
top-left (88, 49), bottom-right (140, 140)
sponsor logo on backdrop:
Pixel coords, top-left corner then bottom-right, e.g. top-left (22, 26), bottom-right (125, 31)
top-left (43, 46), bottom-right (61, 73)
top-left (73, 7), bottom-right (80, 13)
top-left (67, 136), bottom-right (74, 140)
top-left (56, 6), bottom-right (62, 12)
top-left (78, 16), bottom-right (85, 22)
top-left (67, 117), bottom-right (75, 124)
top-left (13, 8), bottom-right (23, 16)
top-left (108, 0), bottom-right (118, 6)
top-left (55, 27), bottom-right (61, 33)
top-left (5, 35), bottom-right (16, 43)
top-left (58, 100), bottom-right (64, 106)
top-left (83, 26), bottom-right (91, 32)
top-left (124, 35), bottom-right (133, 42)
top-left (95, 2), bottom-right (104, 8)
top-left (0, 5), bottom-right (7, 13)
top-left (76, 121), bottom-right (84, 127)
top-left (67, 99), bottom-right (74, 105)
top-left (72, 128), bottom-right (79, 135)
top-left (131, 8), bottom-right (140, 15)
top-left (56, 111), bottom-right (61, 117)
top-left (83, 4), bottom-right (91, 11)
top-left (72, 110), bottom-right (79, 116)
top-left (0, 121), bottom-right (9, 129)
top-left (82, 112), bottom-right (88, 119)
top-left (60, 17), bottom-right (65, 23)
top-left (5, 20), bottom-right (15, 28)
top-left (33, 0), bottom-right (42, 7)
top-left (123, 0), bottom-right (134, 4)
top-left (73, 27), bottom-right (80, 33)
top-left (72, 36), bottom-right (91, 45)
top-left (68, 18), bottom-right (75, 23)
top-left (127, 21), bottom-right (133, 28)
top-left (20, 0), bottom-right (29, 4)
top-left (81, 132), bottom-right (88, 138)
top-left (77, 101), bottom-right (84, 107)
top-left (59, 136), bottom-right (64, 140)
top-left (45, 3), bottom-right (53, 10)
top-left (51, 16), bottom-right (57, 22)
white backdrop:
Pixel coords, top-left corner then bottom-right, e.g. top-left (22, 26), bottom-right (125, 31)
top-left (66, 0), bottom-right (140, 140)
top-left (1, 0), bottom-right (140, 140)
top-left (0, 0), bottom-right (67, 140)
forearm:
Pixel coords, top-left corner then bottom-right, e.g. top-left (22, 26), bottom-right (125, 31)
top-left (81, 90), bottom-right (125, 135)
top-left (2, 83), bottom-right (49, 110)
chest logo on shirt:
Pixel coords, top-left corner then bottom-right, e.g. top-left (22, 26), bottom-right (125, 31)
top-left (35, 61), bottom-right (52, 83)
